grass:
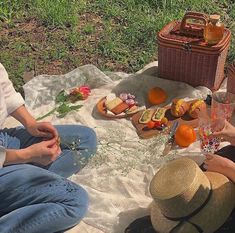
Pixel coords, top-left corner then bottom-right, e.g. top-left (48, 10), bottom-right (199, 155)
top-left (0, 0), bottom-right (235, 92)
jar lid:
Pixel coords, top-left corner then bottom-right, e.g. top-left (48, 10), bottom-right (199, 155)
top-left (209, 14), bottom-right (220, 24)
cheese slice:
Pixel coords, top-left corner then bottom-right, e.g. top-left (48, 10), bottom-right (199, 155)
top-left (105, 97), bottom-right (123, 111)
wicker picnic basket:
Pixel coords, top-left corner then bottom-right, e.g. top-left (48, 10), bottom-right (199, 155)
top-left (157, 11), bottom-right (231, 91)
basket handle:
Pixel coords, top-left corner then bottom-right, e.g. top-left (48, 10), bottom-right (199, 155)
top-left (180, 11), bottom-right (208, 37)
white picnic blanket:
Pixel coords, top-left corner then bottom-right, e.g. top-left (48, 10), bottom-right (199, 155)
top-left (3, 61), bottom-right (229, 233)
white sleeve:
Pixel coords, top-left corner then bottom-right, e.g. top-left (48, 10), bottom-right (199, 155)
top-left (0, 63), bottom-right (25, 115)
top-left (0, 146), bottom-right (6, 168)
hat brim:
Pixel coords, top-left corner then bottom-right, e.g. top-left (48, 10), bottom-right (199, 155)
top-left (150, 172), bottom-right (235, 233)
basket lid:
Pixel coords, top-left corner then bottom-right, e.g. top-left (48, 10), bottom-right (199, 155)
top-left (158, 12), bottom-right (231, 52)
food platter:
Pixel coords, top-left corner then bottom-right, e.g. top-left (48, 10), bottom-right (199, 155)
top-left (96, 97), bottom-right (139, 119)
top-left (131, 101), bottom-right (199, 139)
top-left (97, 96), bottom-right (203, 139)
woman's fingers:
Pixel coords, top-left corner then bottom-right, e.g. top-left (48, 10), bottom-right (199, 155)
top-left (57, 146), bottom-right (62, 155)
top-left (212, 131), bottom-right (221, 137)
top-left (38, 130), bottom-right (53, 138)
top-left (50, 145), bottom-right (61, 161)
top-left (203, 154), bottom-right (215, 170)
top-left (205, 153), bottom-right (214, 160)
top-left (40, 122), bottom-right (58, 138)
top-left (203, 163), bottom-right (208, 170)
top-left (43, 138), bottom-right (57, 147)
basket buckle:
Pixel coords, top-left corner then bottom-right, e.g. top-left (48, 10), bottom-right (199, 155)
top-left (183, 42), bottom-right (192, 52)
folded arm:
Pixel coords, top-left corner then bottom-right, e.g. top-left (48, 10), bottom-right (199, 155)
top-left (3, 138), bottom-right (60, 166)
top-left (10, 105), bottom-right (37, 129)
top-left (0, 63), bottom-right (25, 116)
top-left (0, 63), bottom-right (60, 168)
top-left (4, 148), bottom-right (31, 166)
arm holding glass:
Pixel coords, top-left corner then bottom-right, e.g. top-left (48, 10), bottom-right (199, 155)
top-left (203, 120), bottom-right (235, 183)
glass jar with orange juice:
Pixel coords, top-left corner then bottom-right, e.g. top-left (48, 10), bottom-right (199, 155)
top-left (204, 14), bottom-right (224, 45)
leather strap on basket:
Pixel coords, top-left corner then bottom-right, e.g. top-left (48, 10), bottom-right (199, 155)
top-left (180, 11), bottom-right (208, 38)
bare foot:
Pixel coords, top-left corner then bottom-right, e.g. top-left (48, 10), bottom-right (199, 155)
top-left (204, 153), bottom-right (234, 179)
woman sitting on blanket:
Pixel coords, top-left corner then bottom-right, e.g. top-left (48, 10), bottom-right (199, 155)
top-left (125, 119), bottom-right (235, 233)
top-left (203, 119), bottom-right (235, 183)
top-left (0, 63), bottom-right (97, 233)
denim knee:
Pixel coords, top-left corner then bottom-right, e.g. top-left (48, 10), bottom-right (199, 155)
top-left (0, 164), bottom-right (90, 232)
top-left (66, 183), bottom-right (89, 225)
top-left (79, 126), bottom-right (97, 159)
top-left (84, 127), bottom-right (97, 151)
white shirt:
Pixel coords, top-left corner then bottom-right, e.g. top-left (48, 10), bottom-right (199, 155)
top-left (0, 63), bottom-right (25, 167)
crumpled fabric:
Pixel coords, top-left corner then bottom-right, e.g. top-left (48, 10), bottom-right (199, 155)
top-left (3, 62), bottom-right (230, 233)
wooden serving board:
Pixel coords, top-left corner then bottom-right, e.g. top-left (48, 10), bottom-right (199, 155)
top-left (131, 102), bottom-right (198, 139)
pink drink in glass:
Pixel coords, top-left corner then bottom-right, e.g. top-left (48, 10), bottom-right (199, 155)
top-left (198, 107), bottom-right (220, 153)
top-left (211, 91), bottom-right (235, 122)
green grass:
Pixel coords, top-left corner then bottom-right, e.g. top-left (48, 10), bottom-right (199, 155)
top-left (32, 0), bottom-right (84, 28)
top-left (0, 0), bottom-right (235, 92)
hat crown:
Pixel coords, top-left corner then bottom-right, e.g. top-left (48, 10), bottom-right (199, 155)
top-left (150, 158), bottom-right (211, 219)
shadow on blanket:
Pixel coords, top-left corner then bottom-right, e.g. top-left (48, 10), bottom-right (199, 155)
top-left (110, 66), bottom-right (205, 109)
top-left (112, 207), bottom-right (150, 233)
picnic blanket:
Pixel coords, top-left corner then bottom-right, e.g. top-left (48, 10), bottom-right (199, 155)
top-left (3, 61), bottom-right (229, 233)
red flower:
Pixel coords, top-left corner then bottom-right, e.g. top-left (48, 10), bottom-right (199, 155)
top-left (78, 85), bottom-right (91, 99)
top-left (69, 85), bottom-right (91, 101)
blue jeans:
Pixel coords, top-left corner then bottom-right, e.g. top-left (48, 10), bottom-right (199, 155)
top-left (0, 125), bottom-right (97, 233)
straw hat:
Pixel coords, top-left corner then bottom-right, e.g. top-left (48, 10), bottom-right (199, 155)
top-left (149, 157), bottom-right (235, 233)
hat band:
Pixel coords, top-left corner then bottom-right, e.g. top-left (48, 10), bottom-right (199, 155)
top-left (165, 182), bottom-right (212, 233)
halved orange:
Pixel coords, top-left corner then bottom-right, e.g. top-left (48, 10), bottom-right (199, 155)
top-left (148, 87), bottom-right (167, 105)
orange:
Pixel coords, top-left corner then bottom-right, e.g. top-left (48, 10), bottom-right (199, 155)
top-left (175, 124), bottom-right (196, 147)
top-left (148, 87), bottom-right (167, 105)
top-left (161, 117), bottom-right (168, 126)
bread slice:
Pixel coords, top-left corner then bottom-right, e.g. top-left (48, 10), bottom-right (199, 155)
top-left (111, 102), bottom-right (129, 115)
top-left (139, 109), bottom-right (154, 124)
top-left (152, 108), bottom-right (166, 121)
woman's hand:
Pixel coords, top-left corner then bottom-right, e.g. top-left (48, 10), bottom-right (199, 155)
top-left (10, 106), bottom-right (58, 140)
top-left (26, 138), bottom-right (61, 165)
top-left (212, 120), bottom-right (235, 145)
top-left (10, 106), bottom-right (58, 139)
top-left (26, 121), bottom-right (59, 140)
top-left (203, 153), bottom-right (235, 182)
